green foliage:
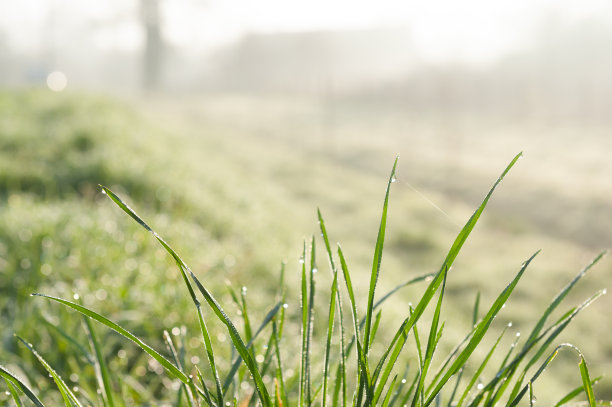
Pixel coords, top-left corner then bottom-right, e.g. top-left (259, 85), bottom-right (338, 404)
top-left (2, 148), bottom-right (607, 406)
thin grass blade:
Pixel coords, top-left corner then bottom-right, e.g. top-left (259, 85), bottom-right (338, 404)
top-left (364, 157), bottom-right (398, 355)
top-left (425, 250), bottom-right (539, 406)
top-left (553, 376), bottom-right (601, 407)
top-left (83, 316), bottom-right (116, 407)
top-left (16, 336), bottom-right (82, 407)
top-left (579, 356), bottom-right (596, 407)
top-left (322, 270), bottom-right (338, 407)
top-left (0, 366), bottom-right (44, 407)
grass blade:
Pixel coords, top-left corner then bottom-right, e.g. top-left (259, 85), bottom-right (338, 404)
top-left (163, 330), bottom-right (196, 407)
top-left (0, 365), bottom-right (45, 407)
top-left (322, 270), bottom-right (338, 407)
top-left (579, 356), bottom-right (596, 407)
top-left (553, 376), bottom-right (602, 407)
top-left (83, 316), bottom-right (116, 407)
top-left (364, 157), bottom-right (398, 355)
top-left (33, 294), bottom-right (192, 384)
top-left (456, 324), bottom-right (508, 407)
top-left (317, 209), bottom-right (348, 406)
top-left (5, 378), bottom-right (24, 407)
top-left (101, 186), bottom-right (271, 406)
top-left (424, 250), bottom-right (539, 406)
top-left (222, 302), bottom-right (282, 393)
top-left (299, 241), bottom-right (308, 407)
top-left (16, 335), bottom-right (83, 407)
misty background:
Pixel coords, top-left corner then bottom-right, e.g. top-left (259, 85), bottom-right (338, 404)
top-left (1, 0), bottom-right (612, 404)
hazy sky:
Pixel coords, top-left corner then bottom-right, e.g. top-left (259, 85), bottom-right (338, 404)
top-left (3, 0), bottom-right (612, 64)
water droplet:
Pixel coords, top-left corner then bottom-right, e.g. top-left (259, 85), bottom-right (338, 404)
top-left (299, 258), bottom-right (305, 264)
top-left (101, 189), bottom-right (107, 195)
top-left (283, 303), bottom-right (289, 309)
top-left (603, 288), bottom-right (607, 295)
top-left (312, 268), bottom-right (318, 274)
top-left (501, 304), bottom-right (506, 309)
top-left (507, 322), bottom-right (513, 327)
top-left (476, 383), bottom-right (484, 390)
top-left (391, 177), bottom-right (397, 183)
top-left (401, 379), bottom-right (407, 384)
top-left (73, 293), bottom-right (80, 300)
top-left (516, 332), bottom-right (521, 337)
top-left (171, 327), bottom-right (181, 336)
top-left (241, 286), bottom-right (247, 293)
top-left (5, 391), bottom-right (10, 396)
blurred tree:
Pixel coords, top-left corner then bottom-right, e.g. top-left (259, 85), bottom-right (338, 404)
top-left (140, 0), bottom-right (162, 91)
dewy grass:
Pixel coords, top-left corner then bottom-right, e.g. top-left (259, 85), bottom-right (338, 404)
top-left (2, 153), bottom-right (609, 406)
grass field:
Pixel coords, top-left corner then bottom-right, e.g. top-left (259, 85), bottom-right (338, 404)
top-left (1, 88), bottom-right (610, 405)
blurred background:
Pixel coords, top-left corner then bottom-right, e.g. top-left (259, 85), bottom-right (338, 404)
top-left (1, 0), bottom-right (611, 404)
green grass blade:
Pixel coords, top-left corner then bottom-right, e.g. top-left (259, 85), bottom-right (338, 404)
top-left (306, 235), bottom-right (317, 406)
top-left (272, 321), bottom-right (289, 407)
top-left (456, 324), bottom-right (508, 407)
top-left (195, 305), bottom-right (224, 406)
top-left (34, 294), bottom-right (191, 383)
top-left (522, 250), bottom-right (608, 352)
top-left (0, 365), bottom-right (45, 407)
top-left (380, 375), bottom-right (398, 407)
top-left (364, 157), bottom-right (398, 355)
top-left (222, 302), bottom-right (282, 393)
top-left (16, 336), bottom-right (83, 407)
top-left (4, 378), bottom-right (24, 407)
top-left (196, 366), bottom-right (217, 407)
top-left (553, 376), bottom-right (602, 407)
top-left (425, 250), bottom-right (538, 406)
top-left (163, 330), bottom-right (196, 407)
top-left (299, 241), bottom-right (308, 407)
top-left (101, 186), bottom-right (271, 406)
top-left (322, 270), bottom-right (338, 407)
top-left (579, 355), bottom-right (596, 407)
top-left (318, 209), bottom-right (348, 407)
top-left (189, 271), bottom-right (272, 406)
top-left (83, 316), bottom-right (116, 407)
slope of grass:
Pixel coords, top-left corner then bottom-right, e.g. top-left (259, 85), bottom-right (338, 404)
top-left (0, 88), bottom-right (609, 405)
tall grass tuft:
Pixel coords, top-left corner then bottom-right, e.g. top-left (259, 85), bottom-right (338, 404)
top-left (2, 153), bottom-right (608, 406)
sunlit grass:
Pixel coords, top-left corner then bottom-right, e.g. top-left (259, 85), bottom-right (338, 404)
top-left (2, 151), bottom-right (607, 406)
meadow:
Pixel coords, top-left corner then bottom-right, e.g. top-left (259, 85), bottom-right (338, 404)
top-left (0, 89), bottom-right (610, 405)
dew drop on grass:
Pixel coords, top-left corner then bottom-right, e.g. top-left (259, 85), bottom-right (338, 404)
top-left (401, 379), bottom-right (407, 384)
top-left (507, 322), bottom-right (513, 327)
top-left (299, 257), bottom-right (305, 264)
top-left (241, 286), bottom-right (247, 293)
top-left (603, 288), bottom-right (607, 295)
top-left (476, 383), bottom-right (484, 390)
top-left (516, 332), bottom-right (521, 337)
top-left (171, 327), bottom-right (181, 336)
top-left (391, 177), bottom-right (397, 183)
top-left (70, 373), bottom-right (79, 382)
top-left (312, 268), bottom-right (318, 274)
top-left (283, 303), bottom-right (289, 309)
top-left (73, 293), bottom-right (80, 300)
top-left (5, 391), bottom-right (10, 396)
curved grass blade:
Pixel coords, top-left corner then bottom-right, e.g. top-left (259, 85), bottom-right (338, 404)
top-left (16, 335), bottom-right (82, 407)
top-left (306, 236), bottom-right (317, 406)
top-left (33, 294), bottom-right (191, 384)
top-left (101, 186), bottom-right (271, 406)
top-left (83, 316), bottom-right (116, 407)
top-left (507, 343), bottom-right (583, 407)
top-left (424, 250), bottom-right (539, 407)
top-left (0, 365), bottom-right (44, 407)
top-left (364, 157), bottom-right (398, 355)
top-left (553, 376), bottom-right (601, 407)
